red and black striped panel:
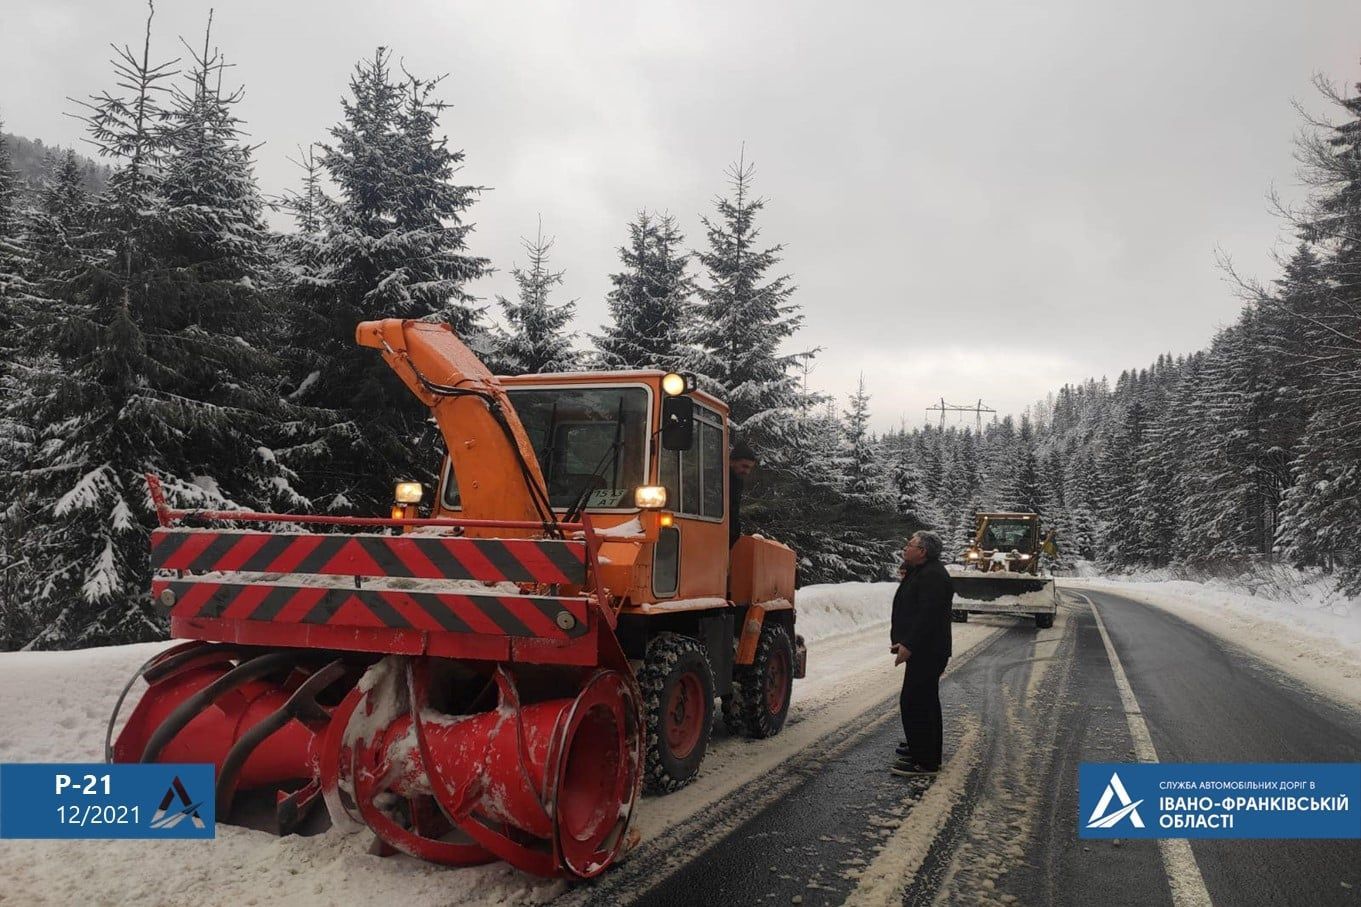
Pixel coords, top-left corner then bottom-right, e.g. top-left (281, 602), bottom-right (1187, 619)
top-left (151, 530), bottom-right (587, 586)
top-left (153, 579), bottom-right (590, 640)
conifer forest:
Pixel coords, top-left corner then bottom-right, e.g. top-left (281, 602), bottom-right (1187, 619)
top-left (1, 10), bottom-right (1359, 651)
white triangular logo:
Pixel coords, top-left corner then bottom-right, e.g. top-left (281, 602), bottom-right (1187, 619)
top-left (1086, 771), bottom-right (1145, 829)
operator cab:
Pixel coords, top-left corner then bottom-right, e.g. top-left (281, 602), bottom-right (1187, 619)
top-left (438, 382), bottom-right (654, 513)
top-left (434, 372), bottom-right (726, 517)
top-left (430, 370), bottom-right (732, 605)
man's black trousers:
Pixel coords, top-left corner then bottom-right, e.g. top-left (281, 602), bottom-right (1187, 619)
top-left (899, 653), bottom-right (948, 768)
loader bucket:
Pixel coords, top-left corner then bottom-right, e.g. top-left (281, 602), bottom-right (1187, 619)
top-left (950, 573), bottom-right (1056, 603)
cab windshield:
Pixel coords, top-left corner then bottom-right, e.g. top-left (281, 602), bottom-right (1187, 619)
top-left (980, 519), bottom-right (1035, 551)
top-left (440, 385), bottom-right (651, 511)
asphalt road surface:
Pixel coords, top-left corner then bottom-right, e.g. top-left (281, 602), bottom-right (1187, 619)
top-left (565, 586), bottom-right (1361, 907)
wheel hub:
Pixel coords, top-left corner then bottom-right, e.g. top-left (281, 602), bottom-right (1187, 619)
top-left (664, 672), bottom-right (704, 758)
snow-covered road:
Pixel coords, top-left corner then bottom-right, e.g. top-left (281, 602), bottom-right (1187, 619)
top-left (3, 578), bottom-right (1356, 906)
top-left (0, 583), bottom-right (996, 906)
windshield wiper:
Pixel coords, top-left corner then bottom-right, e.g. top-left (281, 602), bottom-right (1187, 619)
top-left (564, 438), bottom-right (625, 524)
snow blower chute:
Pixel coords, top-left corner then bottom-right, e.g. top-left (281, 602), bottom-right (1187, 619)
top-left (108, 319), bottom-right (645, 878)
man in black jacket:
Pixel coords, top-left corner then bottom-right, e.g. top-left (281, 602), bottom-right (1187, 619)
top-left (889, 530), bottom-right (953, 776)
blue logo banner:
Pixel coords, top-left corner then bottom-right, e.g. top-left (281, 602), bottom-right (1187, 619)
top-left (1079, 763), bottom-right (1360, 839)
top-left (0, 763), bottom-right (216, 839)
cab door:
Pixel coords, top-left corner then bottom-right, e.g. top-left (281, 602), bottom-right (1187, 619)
top-left (656, 403), bottom-right (728, 600)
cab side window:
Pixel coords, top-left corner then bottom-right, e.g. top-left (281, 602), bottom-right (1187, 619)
top-left (658, 405), bottom-right (725, 520)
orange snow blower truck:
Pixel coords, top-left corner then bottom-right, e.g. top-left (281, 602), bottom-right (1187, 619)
top-left (108, 319), bottom-right (803, 879)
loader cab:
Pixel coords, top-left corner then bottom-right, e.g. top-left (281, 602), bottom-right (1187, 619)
top-left (979, 517), bottom-right (1037, 552)
top-left (965, 512), bottom-right (1043, 574)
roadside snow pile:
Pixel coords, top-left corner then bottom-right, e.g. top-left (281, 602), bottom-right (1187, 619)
top-left (1065, 570), bottom-right (1360, 709)
top-left (0, 640), bottom-right (170, 763)
top-left (955, 589), bottom-right (1054, 607)
top-left (795, 582), bottom-right (894, 643)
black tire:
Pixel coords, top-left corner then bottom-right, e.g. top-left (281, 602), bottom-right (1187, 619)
top-left (951, 609), bottom-right (969, 623)
top-left (725, 622), bottom-right (794, 739)
top-left (639, 633), bottom-right (715, 794)
top-left (1034, 612), bottom-right (1054, 629)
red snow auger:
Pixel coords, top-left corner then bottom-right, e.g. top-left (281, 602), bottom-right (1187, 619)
top-left (109, 486), bottom-right (642, 878)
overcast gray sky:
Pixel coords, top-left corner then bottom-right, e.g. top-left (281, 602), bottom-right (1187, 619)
top-left (4, 0), bottom-right (1360, 430)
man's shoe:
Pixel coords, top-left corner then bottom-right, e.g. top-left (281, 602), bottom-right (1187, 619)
top-left (895, 744), bottom-right (912, 758)
top-left (890, 761), bottom-right (940, 778)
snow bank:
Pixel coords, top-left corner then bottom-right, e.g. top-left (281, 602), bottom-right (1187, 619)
top-left (1064, 572), bottom-right (1361, 711)
top-left (794, 582), bottom-right (895, 643)
top-left (0, 641), bottom-right (170, 763)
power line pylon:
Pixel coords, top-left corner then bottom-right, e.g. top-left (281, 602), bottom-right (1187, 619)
top-left (925, 398), bottom-right (997, 433)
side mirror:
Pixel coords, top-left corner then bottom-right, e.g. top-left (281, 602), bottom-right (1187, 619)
top-left (660, 395), bottom-right (695, 450)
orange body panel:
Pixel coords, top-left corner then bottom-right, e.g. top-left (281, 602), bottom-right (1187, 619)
top-left (729, 536), bottom-right (797, 607)
top-left (671, 517), bottom-right (729, 602)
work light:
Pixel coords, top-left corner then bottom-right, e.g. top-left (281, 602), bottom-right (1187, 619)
top-left (634, 486), bottom-right (668, 509)
top-left (661, 372), bottom-right (695, 396)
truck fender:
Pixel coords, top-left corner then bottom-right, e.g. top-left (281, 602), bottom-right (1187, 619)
top-left (734, 599), bottom-right (793, 666)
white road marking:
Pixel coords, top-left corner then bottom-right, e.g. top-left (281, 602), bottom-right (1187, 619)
top-left (1076, 590), bottom-right (1214, 907)
top-left (841, 723), bottom-right (981, 907)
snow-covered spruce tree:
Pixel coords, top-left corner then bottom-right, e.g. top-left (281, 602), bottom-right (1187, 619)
top-left (591, 211), bottom-right (695, 372)
top-left (0, 123), bottom-right (32, 326)
top-left (690, 154), bottom-right (807, 445)
top-left (1038, 447), bottom-right (1075, 570)
top-left (1093, 396), bottom-right (1146, 569)
top-left (1132, 355), bottom-right (1199, 568)
top-left (978, 416), bottom-right (1016, 506)
top-left (494, 224), bottom-right (577, 375)
top-left (0, 149), bottom-right (95, 556)
top-left (840, 375), bottom-right (895, 510)
top-left (0, 124), bottom-right (34, 643)
top-left (2, 5), bottom-right (179, 648)
top-left (680, 156), bottom-right (900, 577)
top-left (1002, 417), bottom-right (1045, 515)
top-left (1276, 73), bottom-right (1361, 592)
top-left (936, 443), bottom-right (975, 556)
top-left (1062, 447), bottom-right (1100, 561)
top-left (289, 49), bottom-right (490, 512)
top-left (153, 22), bottom-right (314, 513)
top-left (1176, 314), bottom-right (1299, 570)
top-left (275, 144), bottom-right (326, 273)
top-left (747, 399), bottom-right (896, 584)
top-left (7, 12), bottom-right (310, 649)
top-left (886, 429), bottom-right (935, 529)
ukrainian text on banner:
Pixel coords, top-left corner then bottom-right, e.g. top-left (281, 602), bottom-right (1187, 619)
top-left (0, 763), bottom-right (216, 839)
top-left (1079, 762), bottom-right (1360, 839)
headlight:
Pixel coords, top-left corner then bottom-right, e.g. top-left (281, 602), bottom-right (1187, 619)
top-left (394, 481), bottom-right (423, 504)
top-left (634, 485), bottom-right (668, 509)
top-left (1017, 553), bottom-right (1031, 560)
top-left (966, 551), bottom-right (980, 559)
